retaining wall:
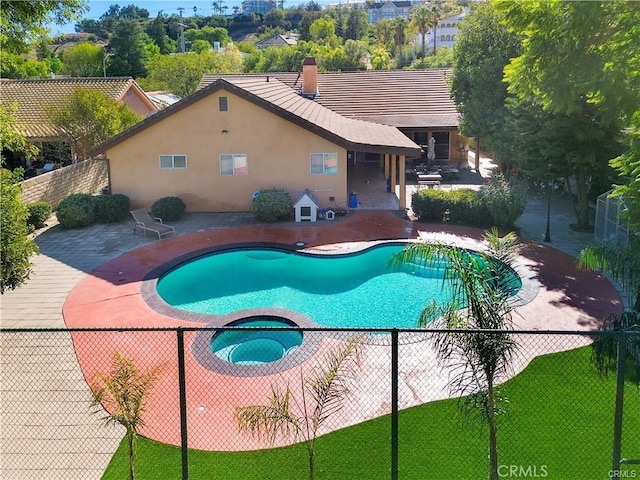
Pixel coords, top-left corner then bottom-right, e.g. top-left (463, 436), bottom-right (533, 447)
top-left (20, 158), bottom-right (108, 208)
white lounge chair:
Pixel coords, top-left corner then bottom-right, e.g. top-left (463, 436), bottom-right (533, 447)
top-left (130, 209), bottom-right (176, 240)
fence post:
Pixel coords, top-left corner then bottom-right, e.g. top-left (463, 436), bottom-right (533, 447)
top-left (612, 332), bottom-right (627, 473)
top-left (391, 329), bottom-right (398, 480)
top-left (177, 328), bottom-right (189, 480)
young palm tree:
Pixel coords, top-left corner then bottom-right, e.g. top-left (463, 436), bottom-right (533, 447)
top-left (579, 237), bottom-right (640, 380)
top-left (90, 352), bottom-right (164, 480)
top-left (579, 238), bottom-right (640, 312)
top-left (234, 339), bottom-right (362, 480)
top-left (394, 229), bottom-right (520, 480)
top-left (410, 5), bottom-right (439, 59)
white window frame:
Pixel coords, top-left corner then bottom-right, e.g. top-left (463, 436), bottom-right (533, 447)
top-left (220, 153), bottom-right (248, 176)
top-left (310, 152), bottom-right (338, 175)
top-left (159, 154), bottom-right (187, 169)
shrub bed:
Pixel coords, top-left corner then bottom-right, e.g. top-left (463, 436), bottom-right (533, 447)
top-left (56, 194), bottom-right (96, 228)
top-left (151, 196), bottom-right (186, 222)
top-left (94, 194), bottom-right (130, 223)
top-left (412, 188), bottom-right (492, 227)
top-left (252, 189), bottom-right (292, 222)
top-left (26, 201), bottom-right (52, 230)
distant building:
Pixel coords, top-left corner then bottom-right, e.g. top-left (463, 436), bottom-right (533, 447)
top-left (241, 0), bottom-right (276, 15)
top-left (366, 1), bottom-right (413, 24)
top-left (418, 10), bottom-right (468, 51)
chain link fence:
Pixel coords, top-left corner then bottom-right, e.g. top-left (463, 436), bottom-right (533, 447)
top-left (1, 327), bottom-right (639, 479)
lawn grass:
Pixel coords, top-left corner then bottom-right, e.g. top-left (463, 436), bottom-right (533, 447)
top-left (102, 346), bottom-right (640, 479)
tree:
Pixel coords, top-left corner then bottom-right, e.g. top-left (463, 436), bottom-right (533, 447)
top-left (394, 229), bottom-right (520, 480)
top-left (47, 89), bottom-right (141, 160)
top-left (497, 0), bottom-right (640, 229)
top-left (140, 49), bottom-right (243, 97)
top-left (60, 41), bottom-right (103, 77)
top-left (309, 15), bottom-right (339, 47)
top-left (0, 0), bottom-right (86, 53)
top-left (410, 4), bottom-right (439, 59)
top-left (0, 168), bottom-right (40, 294)
top-left (235, 339), bottom-right (361, 480)
top-left (392, 17), bottom-right (408, 58)
top-left (450, 1), bottom-right (521, 172)
top-left (610, 113), bottom-right (640, 231)
top-left (344, 6), bottom-right (368, 41)
top-left (145, 13), bottom-right (174, 54)
top-left (0, 103), bottom-right (39, 161)
top-left (373, 19), bottom-right (394, 51)
top-left (107, 18), bottom-right (148, 78)
top-left (90, 352), bottom-right (163, 480)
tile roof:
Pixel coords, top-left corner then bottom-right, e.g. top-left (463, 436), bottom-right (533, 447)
top-left (91, 76), bottom-right (422, 157)
top-left (0, 77), bottom-right (153, 140)
top-left (198, 69), bottom-right (460, 129)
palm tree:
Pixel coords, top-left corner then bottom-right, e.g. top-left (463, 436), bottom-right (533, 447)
top-left (235, 338), bottom-right (362, 480)
top-left (392, 17), bottom-right (408, 58)
top-left (90, 352), bottom-right (164, 480)
top-left (579, 238), bottom-right (640, 312)
top-left (410, 5), bottom-right (438, 59)
top-left (394, 229), bottom-right (520, 480)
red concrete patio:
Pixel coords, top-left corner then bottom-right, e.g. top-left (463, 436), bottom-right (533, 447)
top-left (63, 211), bottom-right (622, 451)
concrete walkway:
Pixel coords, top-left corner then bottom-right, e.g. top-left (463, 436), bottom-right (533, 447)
top-left (0, 163), bottom-right (601, 478)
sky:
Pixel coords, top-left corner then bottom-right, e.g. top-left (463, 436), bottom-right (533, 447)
top-left (46, 0), bottom-right (340, 35)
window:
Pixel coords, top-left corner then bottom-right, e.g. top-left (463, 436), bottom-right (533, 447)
top-left (310, 153), bottom-right (338, 175)
top-left (220, 153), bottom-right (248, 175)
top-left (219, 97), bottom-right (228, 112)
top-left (160, 154), bottom-right (187, 169)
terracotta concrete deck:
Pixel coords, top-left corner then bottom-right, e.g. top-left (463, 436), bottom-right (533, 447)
top-left (62, 210), bottom-right (623, 451)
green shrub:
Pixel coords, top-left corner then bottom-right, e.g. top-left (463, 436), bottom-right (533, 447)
top-left (412, 188), bottom-right (492, 226)
top-left (480, 173), bottom-right (527, 228)
top-left (26, 201), bottom-right (52, 229)
top-left (252, 188), bottom-right (292, 222)
top-left (1, 168), bottom-right (39, 293)
top-left (56, 194), bottom-right (96, 228)
top-left (94, 194), bottom-right (130, 223)
top-left (151, 196), bottom-right (186, 222)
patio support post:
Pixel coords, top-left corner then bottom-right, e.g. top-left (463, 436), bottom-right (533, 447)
top-left (384, 154), bottom-right (390, 180)
top-left (390, 156), bottom-right (397, 197)
top-left (398, 155), bottom-right (406, 210)
top-left (177, 328), bottom-right (189, 480)
top-left (391, 329), bottom-right (399, 480)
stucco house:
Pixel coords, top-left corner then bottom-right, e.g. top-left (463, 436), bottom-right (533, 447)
top-left (416, 10), bottom-right (468, 52)
top-left (90, 62), bottom-right (421, 213)
top-left (1, 77), bottom-right (156, 168)
top-left (199, 65), bottom-right (466, 167)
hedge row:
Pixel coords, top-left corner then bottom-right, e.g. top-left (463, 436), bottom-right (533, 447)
top-left (411, 174), bottom-right (527, 228)
top-left (56, 194), bottom-right (187, 229)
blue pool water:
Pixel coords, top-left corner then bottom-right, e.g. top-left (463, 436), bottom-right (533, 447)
top-left (211, 317), bottom-right (303, 365)
top-left (156, 243), bottom-right (521, 329)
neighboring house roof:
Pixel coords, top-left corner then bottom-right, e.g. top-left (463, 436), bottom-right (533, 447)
top-left (0, 77), bottom-right (157, 141)
top-left (145, 91), bottom-right (182, 109)
top-left (255, 34), bottom-right (299, 49)
top-left (198, 69), bottom-right (459, 129)
top-left (367, 1), bottom-right (413, 9)
top-left (91, 76), bottom-right (422, 157)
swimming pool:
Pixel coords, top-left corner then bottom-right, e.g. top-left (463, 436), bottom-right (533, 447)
top-left (156, 243), bottom-right (522, 329)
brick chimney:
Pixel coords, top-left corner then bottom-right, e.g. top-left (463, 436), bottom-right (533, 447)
top-left (302, 57), bottom-right (318, 98)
